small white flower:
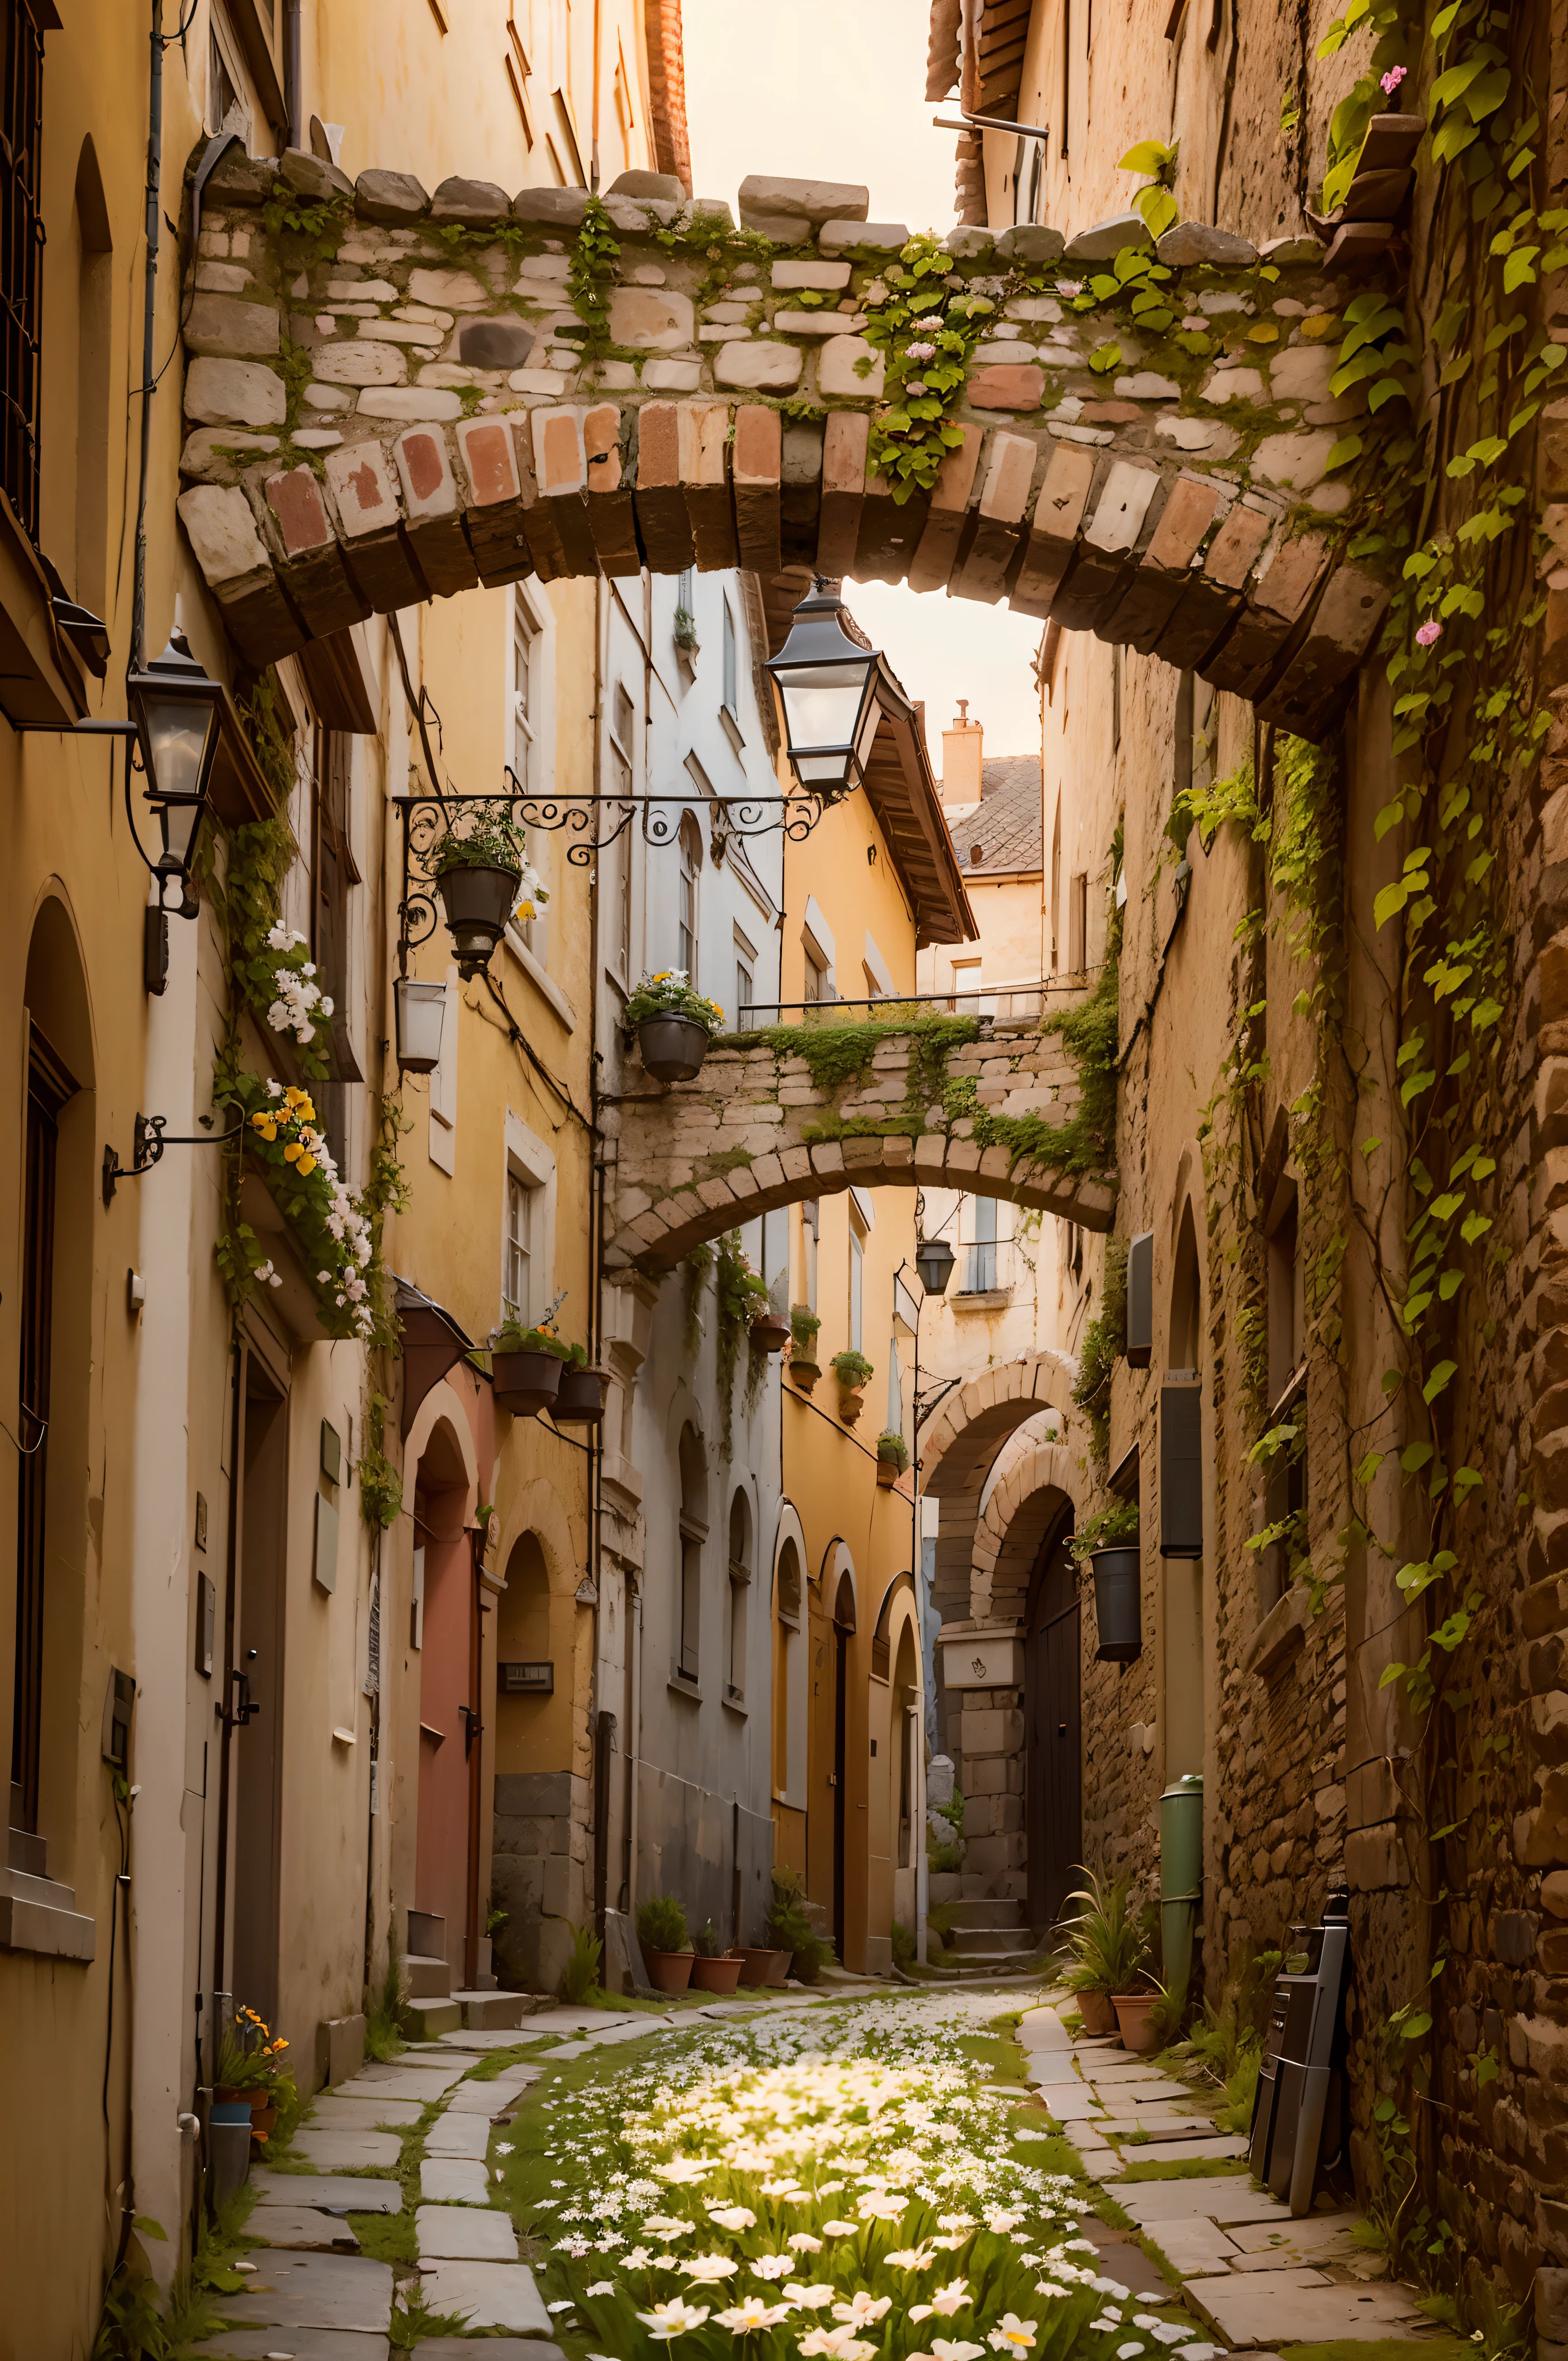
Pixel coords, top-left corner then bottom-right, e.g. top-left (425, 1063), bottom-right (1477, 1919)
top-left (930, 2280), bottom-right (970, 2317)
top-left (831, 2294), bottom-right (891, 2328)
top-left (787, 2233), bottom-right (824, 2254)
top-left (587, 2283), bottom-right (616, 2298)
top-left (637, 2298), bottom-right (710, 2340)
top-left (989, 2318), bottom-right (1038, 2354)
top-left (683, 2256), bottom-right (740, 2284)
top-left (547, 2299), bottom-right (576, 2314)
top-left (716, 2298), bottom-right (794, 2333)
top-left (782, 2284), bottom-right (835, 2311)
top-left (752, 2255), bottom-right (793, 2280)
top-left (708, 2205), bottom-right (756, 2231)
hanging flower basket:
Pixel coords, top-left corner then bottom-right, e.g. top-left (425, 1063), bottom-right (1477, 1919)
top-left (490, 1319), bottom-right (571, 1418)
top-left (1089, 1546), bottom-right (1142, 1662)
top-left (436, 861), bottom-right (522, 976)
top-left (553, 1363), bottom-right (610, 1424)
top-left (751, 1311), bottom-right (791, 1354)
top-left (625, 972), bottom-right (724, 1083)
top-left (789, 1356), bottom-right (820, 1395)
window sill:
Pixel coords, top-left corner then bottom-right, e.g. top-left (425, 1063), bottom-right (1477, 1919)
top-left (0, 1866), bottom-right (95, 1962)
top-left (952, 1287), bottom-right (1013, 1313)
top-left (668, 1669), bottom-right (703, 1704)
top-left (722, 1688), bottom-right (748, 1718)
top-left (503, 927), bottom-right (577, 1031)
top-left (718, 704), bottom-right (745, 758)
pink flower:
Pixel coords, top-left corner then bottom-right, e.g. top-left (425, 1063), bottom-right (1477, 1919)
top-left (914, 315), bottom-right (944, 331)
top-left (904, 341), bottom-right (937, 361)
top-left (1415, 618), bottom-right (1442, 647)
top-left (906, 380), bottom-right (929, 395)
top-left (1381, 63), bottom-right (1407, 95)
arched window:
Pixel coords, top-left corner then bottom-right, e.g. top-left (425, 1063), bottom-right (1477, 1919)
top-left (1169, 1199), bottom-right (1202, 1371)
top-left (677, 813), bottom-right (702, 978)
top-left (726, 1491), bottom-right (751, 1703)
top-left (676, 1424), bottom-right (707, 1685)
top-left (774, 1537), bottom-right (802, 1798)
top-left (74, 137), bottom-right (113, 618)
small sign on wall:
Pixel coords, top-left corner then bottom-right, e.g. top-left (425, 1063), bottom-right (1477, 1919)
top-left (940, 1633), bottom-right (1023, 1690)
top-left (499, 1660), bottom-right (553, 1695)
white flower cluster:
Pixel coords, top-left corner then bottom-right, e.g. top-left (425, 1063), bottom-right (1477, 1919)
top-left (515, 859), bottom-right (550, 923)
top-left (263, 923), bottom-right (334, 1046)
top-left (259, 1079), bottom-right (375, 1338)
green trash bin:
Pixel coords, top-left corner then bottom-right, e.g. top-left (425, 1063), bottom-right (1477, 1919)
top-left (1159, 1772), bottom-right (1203, 1998)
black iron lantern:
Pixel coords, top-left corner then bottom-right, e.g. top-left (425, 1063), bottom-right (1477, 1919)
top-left (916, 1235), bottom-right (955, 1296)
top-left (126, 630), bottom-right (223, 899)
top-left (764, 576), bottom-right (881, 801)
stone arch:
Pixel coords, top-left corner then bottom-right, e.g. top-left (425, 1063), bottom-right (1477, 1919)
top-left (970, 1438), bottom-right (1081, 1626)
top-left (917, 1351), bottom-right (1081, 1631)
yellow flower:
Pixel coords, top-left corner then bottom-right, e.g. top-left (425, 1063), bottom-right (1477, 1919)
top-left (251, 1115), bottom-right (278, 1140)
top-left (284, 1142), bottom-right (303, 1163)
top-left (296, 1153), bottom-right (317, 1178)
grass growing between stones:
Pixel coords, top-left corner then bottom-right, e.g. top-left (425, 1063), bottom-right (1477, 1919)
top-left (1116, 2157), bottom-right (1257, 2181)
top-left (1283, 2344), bottom-right (1475, 2361)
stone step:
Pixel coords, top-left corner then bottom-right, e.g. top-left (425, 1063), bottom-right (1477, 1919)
top-left (943, 1898), bottom-right (1026, 1929)
top-left (401, 1997), bottom-right (462, 2039)
top-left (406, 1951), bottom-right (453, 2000)
top-left (948, 1925), bottom-right (1036, 1955)
top-left (453, 1988), bottom-right (532, 2030)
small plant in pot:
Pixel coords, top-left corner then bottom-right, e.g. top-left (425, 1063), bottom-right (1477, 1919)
top-left (875, 1430), bottom-right (909, 1488)
top-left (429, 802), bottom-right (544, 978)
top-left (689, 1918), bottom-right (745, 1994)
top-left (751, 1296), bottom-right (791, 1354)
top-left (635, 1894), bottom-right (693, 1993)
top-left (1071, 1502), bottom-right (1141, 1663)
top-left (490, 1313), bottom-right (572, 1418)
top-left (788, 1304), bottom-right (821, 1391)
top-left (831, 1348), bottom-right (873, 1424)
top-left (216, 2004), bottom-right (295, 2147)
top-left (1059, 1865), bottom-right (1151, 2038)
top-left (766, 1867), bottom-right (835, 1984)
top-left (552, 1340), bottom-right (610, 1425)
top-left (624, 971), bottom-right (725, 1083)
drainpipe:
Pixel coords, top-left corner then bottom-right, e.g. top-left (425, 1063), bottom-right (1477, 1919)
top-left (284, 0), bottom-right (303, 152)
top-left (130, 0), bottom-right (164, 672)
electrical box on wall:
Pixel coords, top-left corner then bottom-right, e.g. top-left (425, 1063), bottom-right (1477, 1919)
top-left (1126, 1231), bottom-right (1154, 1367)
top-left (102, 1668), bottom-right (135, 1767)
top-left (195, 1574), bottom-right (216, 1679)
top-left (499, 1661), bottom-right (553, 1695)
top-left (1160, 1377), bottom-right (1203, 1558)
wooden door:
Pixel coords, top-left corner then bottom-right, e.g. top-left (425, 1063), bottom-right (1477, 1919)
top-left (10, 1033), bottom-right (68, 1834)
top-left (1026, 1530), bottom-right (1081, 1931)
top-left (414, 1501), bottom-right (477, 1977)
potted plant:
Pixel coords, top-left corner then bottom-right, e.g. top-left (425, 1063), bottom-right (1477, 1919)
top-left (737, 1940), bottom-right (793, 1987)
top-left (788, 1304), bottom-right (821, 1392)
top-left (831, 1348), bottom-right (873, 1425)
top-left (1071, 1503), bottom-right (1141, 1662)
top-left (553, 1341), bottom-right (610, 1424)
top-left (636, 1895), bottom-right (693, 1993)
top-left (490, 1314), bottom-right (571, 1417)
top-left (216, 2005), bottom-right (295, 2147)
top-left (689, 1919), bottom-right (745, 1994)
top-left (1059, 1866), bottom-right (1151, 2039)
top-left (875, 1431), bottom-right (909, 1489)
top-left (765, 1868), bottom-right (835, 1985)
top-left (625, 971), bottom-right (725, 1083)
top-left (430, 802), bottom-right (542, 978)
top-left (751, 1300), bottom-right (791, 1354)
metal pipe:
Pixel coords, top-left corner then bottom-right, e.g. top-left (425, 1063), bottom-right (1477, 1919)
top-left (590, 0), bottom-right (602, 192)
top-left (284, 0), bottom-right (303, 151)
top-left (933, 110), bottom-right (1051, 142)
top-left (131, 0), bottom-right (164, 672)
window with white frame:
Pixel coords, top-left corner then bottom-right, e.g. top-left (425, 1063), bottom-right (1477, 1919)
top-left (428, 971), bottom-right (458, 1175)
top-left (720, 595), bottom-right (743, 750)
top-left (734, 922), bottom-right (755, 1029)
top-left (849, 1231), bottom-right (863, 1353)
top-left (802, 1199), bottom-right (818, 1312)
top-left (503, 1170), bottom-right (532, 1322)
top-left (513, 600), bottom-right (548, 962)
top-left (609, 682), bottom-right (635, 979)
top-left (726, 1492), bottom-right (751, 1702)
top-left (677, 813), bottom-right (701, 979)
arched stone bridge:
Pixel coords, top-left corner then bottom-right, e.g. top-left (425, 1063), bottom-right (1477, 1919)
top-left (602, 1009), bottom-right (1114, 1273)
top-left (179, 156), bottom-right (1392, 740)
top-left (918, 1351), bottom-right (1082, 1625)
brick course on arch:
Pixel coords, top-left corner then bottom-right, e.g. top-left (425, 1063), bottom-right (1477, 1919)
top-left (970, 1435), bottom-right (1081, 1625)
top-left (179, 163), bottom-right (1390, 738)
top-left (917, 1350), bottom-right (1080, 1627)
top-left (604, 1016), bottom-right (1114, 1272)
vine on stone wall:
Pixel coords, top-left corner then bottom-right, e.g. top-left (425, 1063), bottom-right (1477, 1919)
top-left (861, 233), bottom-right (995, 499)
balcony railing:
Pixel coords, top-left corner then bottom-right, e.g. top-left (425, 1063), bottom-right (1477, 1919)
top-left (955, 1238), bottom-right (1019, 1298)
top-left (731, 975), bottom-right (1097, 1031)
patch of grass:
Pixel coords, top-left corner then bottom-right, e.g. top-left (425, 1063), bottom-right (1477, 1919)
top-left (1282, 2344), bottom-right (1474, 2361)
top-left (346, 2207), bottom-right (416, 2265)
top-left (1011, 2129), bottom-right (1085, 2178)
top-left (389, 2284), bottom-right (474, 2347)
top-left (1118, 2156), bottom-right (1257, 2181)
top-left (492, 2023), bottom-right (712, 2239)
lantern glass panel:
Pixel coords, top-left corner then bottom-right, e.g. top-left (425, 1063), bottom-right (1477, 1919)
top-left (142, 691), bottom-right (217, 808)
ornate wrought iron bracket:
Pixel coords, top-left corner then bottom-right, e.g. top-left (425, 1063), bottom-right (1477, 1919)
top-left (103, 1112), bottom-right (244, 1206)
top-left (397, 773), bottom-right (828, 970)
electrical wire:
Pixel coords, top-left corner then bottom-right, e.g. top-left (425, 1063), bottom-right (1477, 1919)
top-left (481, 969), bottom-right (595, 1134)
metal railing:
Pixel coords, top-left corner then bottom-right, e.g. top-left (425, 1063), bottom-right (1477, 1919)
top-left (954, 1238), bottom-right (1019, 1297)
top-left (730, 974), bottom-right (1097, 1032)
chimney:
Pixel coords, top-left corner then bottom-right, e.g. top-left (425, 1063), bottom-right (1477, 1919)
top-left (940, 699), bottom-right (983, 809)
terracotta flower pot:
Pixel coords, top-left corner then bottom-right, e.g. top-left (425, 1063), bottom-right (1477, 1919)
top-left (751, 1313), bottom-right (791, 1354)
top-left (637, 1013), bottom-right (710, 1083)
top-left (248, 2100), bottom-right (278, 2143)
top-left (689, 1953), bottom-right (745, 1993)
top-left (492, 1348), bottom-right (564, 1418)
top-left (1112, 1989), bottom-right (1162, 2054)
top-left (642, 1948), bottom-right (695, 1994)
top-left (436, 862), bottom-right (521, 975)
top-left (839, 1387), bottom-right (864, 1426)
top-left (553, 1364), bottom-right (609, 1424)
top-left (1073, 1989), bottom-right (1119, 2036)
top-left (789, 1356), bottom-right (820, 1395)
top-left (738, 1947), bottom-right (792, 1987)
top-left (876, 1458), bottom-right (901, 1489)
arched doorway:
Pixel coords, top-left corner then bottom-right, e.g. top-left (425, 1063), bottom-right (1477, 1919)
top-left (412, 1419), bottom-right (479, 1983)
top-left (1024, 1511), bottom-right (1081, 1929)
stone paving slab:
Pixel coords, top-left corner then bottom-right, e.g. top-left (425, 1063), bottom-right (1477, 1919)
top-left (1143, 2219), bottom-right (1242, 2277)
top-left (309, 2096), bottom-right (425, 2132)
top-left (193, 2333), bottom-right (389, 2359)
top-left (436, 2028), bottom-right (542, 2050)
top-left (415, 2204), bottom-right (519, 2261)
top-left (206, 2253), bottom-right (393, 2332)
top-left (1117, 2179), bottom-right (1290, 2226)
top-left (1185, 2269), bottom-right (1428, 2345)
top-left (1041, 2085), bottom-right (1100, 2120)
top-left (292, 2131), bottom-right (404, 2173)
top-left (416, 2345), bottom-right (566, 2361)
top-left (498, 2007), bottom-right (624, 2034)
top-left (1102, 2078), bottom-right (1194, 2102)
top-left (1228, 2220), bottom-right (1365, 2271)
top-left (340, 2067), bottom-right (461, 2104)
top-left (420, 2156), bottom-right (491, 2204)
top-left (244, 2205), bottom-right (363, 2253)
top-left (413, 2261), bottom-right (553, 2333)
top-left (1133, 2134), bottom-right (1250, 2162)
top-left (445, 2070), bottom-right (538, 2115)
top-left (424, 2112), bottom-right (493, 2159)
top-left (1105, 2116), bottom-right (1215, 2139)
top-left (542, 2039), bottom-right (591, 2059)
top-left (254, 2172), bottom-right (403, 2215)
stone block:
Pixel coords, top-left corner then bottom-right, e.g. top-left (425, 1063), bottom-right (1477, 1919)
top-left (456, 318), bottom-right (535, 371)
top-left (968, 363), bottom-right (1043, 410)
top-left (312, 340), bottom-right (408, 386)
top-left (1261, 235), bottom-right (1326, 265)
top-left (356, 168), bottom-right (429, 222)
top-left (416, 2263), bottom-right (552, 2334)
top-left (1156, 222), bottom-right (1258, 267)
top-left (608, 286), bottom-right (695, 349)
top-left (816, 335), bottom-right (883, 399)
top-left (431, 176), bottom-right (510, 227)
top-left (206, 149), bottom-right (276, 206)
top-left (179, 427), bottom-right (280, 482)
top-left (771, 259), bottom-right (852, 290)
top-left (714, 340), bottom-right (802, 391)
top-left (997, 224), bottom-right (1066, 263)
top-left (1064, 212), bottom-right (1153, 261)
top-left (266, 466), bottom-right (335, 556)
top-left (819, 220), bottom-right (907, 253)
top-left (399, 1999), bottom-right (461, 2038)
top-left (185, 356), bottom-right (288, 426)
top-left (281, 147), bottom-right (353, 202)
top-left (186, 292), bottom-right (280, 359)
top-left (176, 484), bottom-right (271, 585)
top-left (738, 175), bottom-right (868, 229)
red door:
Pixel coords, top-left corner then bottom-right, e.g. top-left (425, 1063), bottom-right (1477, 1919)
top-left (415, 1502), bottom-right (476, 1981)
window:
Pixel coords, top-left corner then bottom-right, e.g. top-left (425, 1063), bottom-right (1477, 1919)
top-left (720, 595), bottom-right (742, 745)
top-left (609, 682), bottom-right (635, 979)
top-left (0, 0), bottom-right (45, 542)
top-left (676, 1424), bottom-right (707, 1686)
top-left (726, 1493), bottom-right (751, 1702)
top-left (734, 924), bottom-right (755, 1029)
top-left (12, 1026), bottom-right (72, 1834)
top-left (677, 813), bottom-right (701, 979)
top-left (849, 1232), bottom-right (863, 1353)
top-left (964, 1197), bottom-right (998, 1293)
top-left (886, 1335), bottom-right (903, 1437)
top-left (312, 727), bottom-right (361, 1163)
top-left (208, 24), bottom-right (241, 131)
top-left (1261, 1181), bottom-right (1305, 1614)
top-left (503, 1170), bottom-right (532, 1321)
top-left (513, 602), bottom-right (548, 963)
top-left (74, 138), bottom-right (113, 619)
top-left (676, 567), bottom-right (695, 637)
top-left (428, 972), bottom-right (457, 1174)
top-left (1066, 873), bottom-right (1088, 974)
top-left (774, 1538), bottom-right (801, 1795)
top-left (801, 1199), bottom-right (818, 1313)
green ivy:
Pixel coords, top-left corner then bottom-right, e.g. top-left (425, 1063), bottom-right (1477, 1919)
top-left (567, 195), bottom-right (624, 362)
top-left (861, 233), bottom-right (995, 501)
top-left (1072, 1236), bottom-right (1129, 1462)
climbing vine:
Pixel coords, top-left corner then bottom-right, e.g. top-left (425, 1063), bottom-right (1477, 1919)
top-left (861, 233), bottom-right (996, 500)
top-left (566, 194), bottom-right (623, 363)
top-left (713, 1231), bottom-right (769, 1463)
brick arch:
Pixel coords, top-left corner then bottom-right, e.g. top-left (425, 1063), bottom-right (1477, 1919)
top-left (606, 1018), bottom-right (1114, 1273)
top-left (182, 175), bottom-right (1390, 741)
top-left (970, 1437), bottom-right (1081, 1627)
top-left (916, 1352), bottom-right (1080, 1631)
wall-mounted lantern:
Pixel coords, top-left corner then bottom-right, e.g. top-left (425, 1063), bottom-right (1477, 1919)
top-left (764, 576), bottom-right (881, 801)
top-left (125, 630), bottom-right (224, 908)
top-left (915, 1236), bottom-right (956, 1296)
top-left (394, 977), bottom-right (448, 1074)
